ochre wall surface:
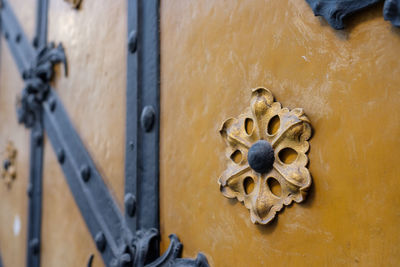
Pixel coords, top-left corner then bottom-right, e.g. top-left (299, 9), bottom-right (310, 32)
top-left (160, 1), bottom-right (400, 266)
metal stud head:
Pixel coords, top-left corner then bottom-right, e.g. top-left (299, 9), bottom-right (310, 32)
top-left (15, 33), bottom-right (21, 43)
top-left (57, 149), bottom-right (65, 164)
top-left (80, 165), bottom-right (91, 182)
top-left (128, 30), bottom-right (137, 53)
top-left (27, 183), bottom-right (33, 198)
top-left (247, 140), bottom-right (275, 174)
top-left (129, 141), bottom-right (134, 151)
top-left (140, 105), bottom-right (155, 132)
top-left (49, 98), bottom-right (57, 112)
top-left (95, 232), bottom-right (106, 252)
top-left (124, 193), bottom-right (136, 217)
top-left (29, 238), bottom-right (40, 255)
top-left (33, 131), bottom-right (43, 146)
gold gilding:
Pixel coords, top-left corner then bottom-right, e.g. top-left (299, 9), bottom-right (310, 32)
top-left (218, 87), bottom-right (312, 224)
top-left (64, 0), bottom-right (82, 9)
top-left (1, 141), bottom-right (17, 188)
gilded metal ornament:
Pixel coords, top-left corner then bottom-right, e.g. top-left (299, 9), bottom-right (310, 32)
top-left (64, 0), bottom-right (82, 9)
top-left (1, 142), bottom-right (17, 187)
top-left (218, 87), bottom-right (312, 224)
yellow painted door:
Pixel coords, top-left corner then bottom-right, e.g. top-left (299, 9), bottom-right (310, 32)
top-left (1, 1), bottom-right (400, 267)
top-left (159, 1), bottom-right (400, 266)
top-left (0, 0), bottom-right (126, 266)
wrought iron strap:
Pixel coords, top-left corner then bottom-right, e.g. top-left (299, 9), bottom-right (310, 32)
top-left (1, 0), bottom-right (209, 265)
top-left (42, 90), bottom-right (136, 264)
top-left (0, 0), bottom-right (35, 74)
top-left (135, 0), bottom-right (161, 232)
top-left (1, 0), bottom-right (136, 263)
top-left (125, 0), bottom-right (139, 234)
top-left (33, 0), bottom-right (48, 48)
top-left (126, 0), bottom-right (160, 234)
top-left (26, 122), bottom-right (44, 267)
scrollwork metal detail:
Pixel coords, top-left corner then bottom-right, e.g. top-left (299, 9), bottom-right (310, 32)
top-left (305, 0), bottom-right (400, 29)
top-left (17, 42), bottom-right (67, 128)
top-left (384, 0), bottom-right (400, 26)
top-left (132, 229), bottom-right (209, 267)
top-left (219, 87), bottom-right (312, 224)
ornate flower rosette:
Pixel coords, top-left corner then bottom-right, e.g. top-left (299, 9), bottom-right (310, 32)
top-left (218, 87), bottom-right (312, 224)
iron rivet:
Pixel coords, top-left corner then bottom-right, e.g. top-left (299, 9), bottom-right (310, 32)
top-left (32, 37), bottom-right (38, 48)
top-left (140, 105), bottom-right (155, 132)
top-left (129, 141), bottom-right (134, 151)
top-left (124, 193), bottom-right (136, 217)
top-left (57, 149), bottom-right (65, 164)
top-left (33, 131), bottom-right (43, 146)
top-left (49, 98), bottom-right (56, 112)
top-left (95, 232), bottom-right (106, 252)
top-left (80, 165), bottom-right (91, 182)
top-left (15, 33), bottom-right (21, 43)
top-left (27, 183), bottom-right (33, 198)
top-left (29, 238), bottom-right (40, 255)
top-left (128, 30), bottom-right (137, 53)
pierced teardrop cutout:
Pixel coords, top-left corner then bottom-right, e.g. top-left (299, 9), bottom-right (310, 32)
top-left (245, 118), bottom-right (254, 135)
top-left (267, 115), bottom-right (280, 135)
top-left (243, 177), bottom-right (255, 195)
top-left (267, 177), bottom-right (282, 197)
top-left (278, 147), bottom-right (298, 164)
top-left (230, 150), bottom-right (242, 164)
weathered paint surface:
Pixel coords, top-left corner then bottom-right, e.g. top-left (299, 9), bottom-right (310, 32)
top-left (0, 1), bottom-right (35, 266)
top-left (0, 0), bottom-right (126, 266)
top-left (0, 38), bottom-right (30, 267)
top-left (160, 0), bottom-right (400, 266)
top-left (48, 0), bottom-right (126, 210)
top-left (41, 0), bottom-right (127, 266)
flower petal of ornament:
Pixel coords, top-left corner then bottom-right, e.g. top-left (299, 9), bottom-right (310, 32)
top-left (218, 87), bottom-right (312, 224)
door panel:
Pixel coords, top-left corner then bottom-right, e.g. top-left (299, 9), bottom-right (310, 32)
top-left (47, 0), bottom-right (127, 208)
top-left (160, 0), bottom-right (400, 266)
top-left (0, 2), bottom-right (36, 263)
top-left (4, 0), bottom-right (36, 43)
top-left (0, 38), bottom-right (30, 267)
top-left (1, 0), bottom-right (127, 266)
top-left (41, 141), bottom-right (104, 267)
top-left (38, 0), bottom-right (127, 265)
top-left (1, 0), bottom-right (400, 266)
